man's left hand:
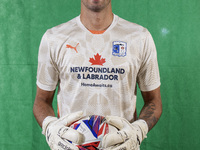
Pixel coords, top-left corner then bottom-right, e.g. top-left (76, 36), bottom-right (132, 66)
top-left (102, 116), bottom-right (148, 150)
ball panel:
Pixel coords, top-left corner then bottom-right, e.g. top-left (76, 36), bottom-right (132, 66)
top-left (70, 115), bottom-right (116, 149)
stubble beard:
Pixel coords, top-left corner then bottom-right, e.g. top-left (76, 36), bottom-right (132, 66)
top-left (82, 0), bottom-right (111, 12)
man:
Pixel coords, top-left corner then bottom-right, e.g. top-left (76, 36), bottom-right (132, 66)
top-left (33, 0), bottom-right (162, 149)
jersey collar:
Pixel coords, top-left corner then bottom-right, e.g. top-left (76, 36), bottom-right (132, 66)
top-left (76, 14), bottom-right (118, 35)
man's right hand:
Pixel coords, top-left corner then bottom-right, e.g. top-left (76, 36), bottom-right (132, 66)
top-left (42, 111), bottom-right (84, 150)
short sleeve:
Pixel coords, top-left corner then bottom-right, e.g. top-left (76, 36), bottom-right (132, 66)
top-left (36, 31), bottom-right (59, 91)
top-left (137, 31), bottom-right (161, 91)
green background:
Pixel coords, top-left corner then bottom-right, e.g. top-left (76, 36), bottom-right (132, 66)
top-left (0, 0), bottom-right (199, 149)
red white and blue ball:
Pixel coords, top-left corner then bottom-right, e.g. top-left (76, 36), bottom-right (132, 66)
top-left (70, 115), bottom-right (116, 150)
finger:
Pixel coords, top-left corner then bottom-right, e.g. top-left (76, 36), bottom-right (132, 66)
top-left (61, 127), bottom-right (85, 144)
top-left (65, 111), bottom-right (84, 125)
top-left (58, 111), bottom-right (83, 126)
top-left (104, 137), bottom-right (138, 150)
top-left (112, 136), bottom-right (139, 150)
top-left (104, 143), bottom-right (128, 150)
top-left (102, 131), bottom-right (129, 148)
top-left (52, 139), bottom-right (79, 150)
top-left (105, 116), bottom-right (124, 129)
top-left (104, 144), bottom-right (127, 150)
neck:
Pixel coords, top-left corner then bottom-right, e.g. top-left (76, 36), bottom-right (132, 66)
top-left (80, 3), bottom-right (113, 31)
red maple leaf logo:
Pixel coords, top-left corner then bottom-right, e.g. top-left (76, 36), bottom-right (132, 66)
top-left (89, 53), bottom-right (106, 66)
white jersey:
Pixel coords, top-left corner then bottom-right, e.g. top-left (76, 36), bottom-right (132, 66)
top-left (36, 14), bottom-right (160, 122)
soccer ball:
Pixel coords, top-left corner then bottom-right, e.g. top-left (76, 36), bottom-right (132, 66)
top-left (70, 115), bottom-right (117, 150)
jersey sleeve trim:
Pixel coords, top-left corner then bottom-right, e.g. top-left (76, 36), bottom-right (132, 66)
top-left (139, 81), bottom-right (161, 92)
top-left (36, 79), bottom-right (57, 91)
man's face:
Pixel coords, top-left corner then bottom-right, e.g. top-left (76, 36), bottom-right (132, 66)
top-left (81, 0), bottom-right (111, 12)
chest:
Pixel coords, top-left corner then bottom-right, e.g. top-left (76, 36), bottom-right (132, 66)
top-left (52, 33), bottom-right (143, 81)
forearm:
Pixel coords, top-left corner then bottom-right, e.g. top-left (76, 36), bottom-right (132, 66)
top-left (33, 98), bottom-right (55, 127)
top-left (139, 100), bottom-right (162, 131)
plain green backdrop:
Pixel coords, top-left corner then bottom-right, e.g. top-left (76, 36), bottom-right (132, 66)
top-left (0, 0), bottom-right (200, 149)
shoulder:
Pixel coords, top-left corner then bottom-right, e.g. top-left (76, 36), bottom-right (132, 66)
top-left (115, 15), bottom-right (151, 39)
top-left (44, 16), bottom-right (79, 39)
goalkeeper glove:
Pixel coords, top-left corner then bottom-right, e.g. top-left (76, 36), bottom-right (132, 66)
top-left (102, 116), bottom-right (148, 150)
top-left (42, 111), bottom-right (84, 150)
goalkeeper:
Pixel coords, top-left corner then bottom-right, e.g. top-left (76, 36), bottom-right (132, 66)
top-left (33, 0), bottom-right (162, 149)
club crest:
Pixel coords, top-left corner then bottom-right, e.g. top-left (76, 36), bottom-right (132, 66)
top-left (112, 41), bottom-right (127, 57)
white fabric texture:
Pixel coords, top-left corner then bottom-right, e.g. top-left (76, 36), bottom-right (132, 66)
top-left (37, 14), bottom-right (161, 122)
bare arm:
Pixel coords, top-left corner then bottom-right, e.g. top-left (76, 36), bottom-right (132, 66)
top-left (33, 86), bottom-right (56, 127)
top-left (139, 86), bottom-right (162, 131)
